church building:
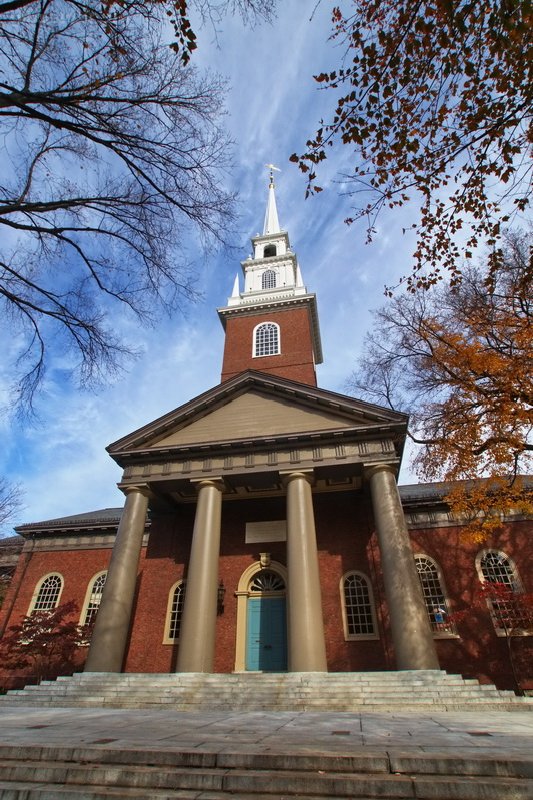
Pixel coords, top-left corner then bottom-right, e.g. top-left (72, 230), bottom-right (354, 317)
top-left (1, 175), bottom-right (531, 691)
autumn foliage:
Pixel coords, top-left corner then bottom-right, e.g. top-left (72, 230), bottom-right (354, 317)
top-left (0, 601), bottom-right (90, 686)
top-left (291, 0), bottom-right (532, 289)
top-left (350, 231), bottom-right (533, 538)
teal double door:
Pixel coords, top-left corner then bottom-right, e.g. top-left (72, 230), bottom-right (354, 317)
top-left (245, 596), bottom-right (287, 671)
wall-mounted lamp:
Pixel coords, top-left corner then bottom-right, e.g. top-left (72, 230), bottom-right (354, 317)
top-left (217, 580), bottom-right (226, 614)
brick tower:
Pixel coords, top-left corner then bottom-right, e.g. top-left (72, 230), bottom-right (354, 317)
top-left (218, 169), bottom-right (322, 385)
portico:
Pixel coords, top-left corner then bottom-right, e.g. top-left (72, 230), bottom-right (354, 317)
top-left (85, 371), bottom-right (438, 675)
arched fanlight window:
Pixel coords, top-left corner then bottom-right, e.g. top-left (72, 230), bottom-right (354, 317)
top-left (29, 573), bottom-right (63, 613)
top-left (261, 269), bottom-right (277, 289)
top-left (249, 570), bottom-right (285, 593)
top-left (263, 244), bottom-right (277, 258)
top-left (82, 572), bottom-right (107, 626)
top-left (164, 581), bottom-right (185, 643)
top-left (414, 555), bottom-right (455, 634)
top-left (253, 322), bottom-right (280, 357)
top-left (478, 550), bottom-right (530, 633)
top-left (479, 550), bottom-right (519, 589)
top-left (341, 571), bottom-right (378, 639)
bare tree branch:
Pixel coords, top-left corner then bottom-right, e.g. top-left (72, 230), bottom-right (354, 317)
top-left (0, 0), bottom-right (272, 416)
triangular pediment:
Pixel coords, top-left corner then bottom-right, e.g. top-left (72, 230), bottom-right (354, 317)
top-left (151, 390), bottom-right (356, 448)
top-left (107, 371), bottom-right (407, 458)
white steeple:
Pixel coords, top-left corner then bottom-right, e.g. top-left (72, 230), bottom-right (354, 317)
top-left (217, 167), bottom-right (323, 367)
top-left (263, 165), bottom-right (281, 235)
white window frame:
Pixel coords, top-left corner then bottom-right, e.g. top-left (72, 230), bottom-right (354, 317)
top-left (261, 269), bottom-right (277, 289)
top-left (253, 321), bottom-right (280, 358)
top-left (163, 580), bottom-right (186, 644)
top-left (80, 571), bottom-right (107, 627)
top-left (28, 572), bottom-right (64, 614)
top-left (476, 549), bottom-right (531, 636)
top-left (340, 571), bottom-right (379, 641)
top-left (414, 554), bottom-right (458, 638)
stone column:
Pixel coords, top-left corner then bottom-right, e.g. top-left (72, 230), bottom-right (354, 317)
top-left (366, 464), bottom-right (439, 670)
top-left (283, 470), bottom-right (328, 672)
top-left (85, 485), bottom-right (150, 673)
top-left (177, 478), bottom-right (224, 673)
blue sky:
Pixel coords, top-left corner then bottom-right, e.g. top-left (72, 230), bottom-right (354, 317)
top-left (1, 1), bottom-right (421, 535)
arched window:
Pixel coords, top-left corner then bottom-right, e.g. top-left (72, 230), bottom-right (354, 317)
top-left (249, 570), bottom-right (285, 593)
top-left (261, 269), bottom-right (277, 289)
top-left (164, 581), bottom-right (185, 643)
top-left (341, 571), bottom-right (378, 640)
top-left (263, 244), bottom-right (277, 258)
top-left (477, 550), bottom-right (530, 633)
top-left (29, 573), bottom-right (63, 613)
top-left (253, 322), bottom-right (280, 357)
top-left (81, 572), bottom-right (107, 626)
top-left (479, 550), bottom-right (520, 589)
top-left (414, 555), bottom-right (455, 634)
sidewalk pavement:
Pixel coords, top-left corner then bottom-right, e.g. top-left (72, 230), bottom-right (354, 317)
top-left (1, 706), bottom-right (532, 760)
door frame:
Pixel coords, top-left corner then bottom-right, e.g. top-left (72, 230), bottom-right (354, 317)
top-left (234, 560), bottom-right (288, 672)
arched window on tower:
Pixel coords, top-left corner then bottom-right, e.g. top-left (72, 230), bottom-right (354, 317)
top-left (261, 269), bottom-right (277, 289)
top-left (477, 550), bottom-right (531, 634)
top-left (29, 573), bottom-right (63, 614)
top-left (163, 580), bottom-right (186, 643)
top-left (340, 571), bottom-right (379, 640)
top-left (263, 244), bottom-right (277, 258)
top-left (81, 572), bottom-right (107, 626)
top-left (414, 555), bottom-right (455, 635)
top-left (253, 322), bottom-right (280, 357)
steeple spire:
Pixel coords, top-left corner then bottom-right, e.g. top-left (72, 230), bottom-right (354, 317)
top-left (263, 164), bottom-right (281, 235)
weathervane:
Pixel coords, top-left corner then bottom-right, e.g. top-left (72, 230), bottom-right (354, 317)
top-left (265, 163), bottom-right (281, 187)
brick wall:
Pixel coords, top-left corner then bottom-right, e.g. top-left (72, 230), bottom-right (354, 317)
top-left (220, 306), bottom-right (317, 385)
top-left (1, 499), bottom-right (531, 691)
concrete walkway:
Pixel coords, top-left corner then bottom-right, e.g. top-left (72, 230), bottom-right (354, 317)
top-left (1, 705), bottom-right (533, 761)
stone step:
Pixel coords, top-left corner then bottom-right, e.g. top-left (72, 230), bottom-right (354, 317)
top-left (0, 745), bottom-right (532, 799)
top-left (32, 684), bottom-right (505, 695)
top-left (2, 671), bottom-right (532, 713)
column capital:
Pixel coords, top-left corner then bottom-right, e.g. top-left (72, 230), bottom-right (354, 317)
top-left (118, 483), bottom-right (152, 498)
top-left (363, 462), bottom-right (398, 481)
top-left (190, 477), bottom-right (225, 492)
top-left (279, 468), bottom-right (314, 487)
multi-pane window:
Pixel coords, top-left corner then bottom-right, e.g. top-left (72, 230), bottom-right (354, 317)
top-left (167, 581), bottom-right (185, 641)
top-left (480, 550), bottom-right (517, 588)
top-left (31, 574), bottom-right (63, 612)
top-left (83, 573), bottom-right (107, 626)
top-left (254, 322), bottom-right (280, 357)
top-left (479, 551), bottom-right (531, 633)
top-left (342, 572), bottom-right (377, 638)
top-left (414, 555), bottom-right (454, 633)
top-left (261, 269), bottom-right (277, 289)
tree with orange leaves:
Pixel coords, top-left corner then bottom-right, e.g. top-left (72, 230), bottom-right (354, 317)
top-left (349, 230), bottom-right (533, 539)
top-left (291, 0), bottom-right (531, 291)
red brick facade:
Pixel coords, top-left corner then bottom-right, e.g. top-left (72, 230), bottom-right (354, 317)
top-left (220, 306), bottom-right (317, 385)
top-left (2, 494), bottom-right (531, 691)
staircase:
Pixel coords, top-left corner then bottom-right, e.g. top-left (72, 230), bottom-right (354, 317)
top-left (1, 670), bottom-right (532, 712)
top-left (0, 741), bottom-right (532, 798)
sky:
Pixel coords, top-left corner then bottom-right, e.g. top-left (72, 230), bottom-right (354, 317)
top-left (1, 1), bottom-right (423, 535)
